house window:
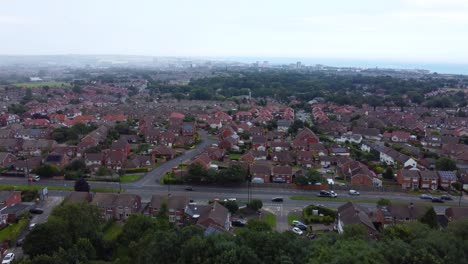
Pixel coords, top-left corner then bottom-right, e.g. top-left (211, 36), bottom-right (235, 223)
top-left (169, 215), bottom-right (176, 222)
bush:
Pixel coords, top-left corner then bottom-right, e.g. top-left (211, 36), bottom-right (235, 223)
top-left (247, 199), bottom-right (263, 211)
top-left (303, 204), bottom-right (337, 224)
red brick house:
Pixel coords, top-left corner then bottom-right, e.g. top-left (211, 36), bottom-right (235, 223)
top-left (419, 170), bottom-right (439, 190)
top-left (149, 195), bottom-right (188, 223)
top-left (0, 152), bottom-right (17, 167)
top-left (91, 193), bottom-right (141, 221)
top-left (397, 169), bottom-right (421, 190)
top-left (0, 191), bottom-right (21, 209)
top-left (249, 163), bottom-right (271, 183)
top-left (272, 165), bottom-right (293, 183)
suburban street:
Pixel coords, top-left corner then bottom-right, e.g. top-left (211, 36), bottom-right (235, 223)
top-left (1, 131), bottom-right (466, 233)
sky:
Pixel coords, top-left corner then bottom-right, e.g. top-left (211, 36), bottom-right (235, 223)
top-left (1, 0), bottom-right (468, 64)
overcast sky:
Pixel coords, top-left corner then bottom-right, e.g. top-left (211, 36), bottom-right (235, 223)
top-left (1, 0), bottom-right (468, 63)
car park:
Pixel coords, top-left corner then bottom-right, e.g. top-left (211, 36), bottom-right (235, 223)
top-left (420, 194), bottom-right (433, 200)
top-left (432, 197), bottom-right (444, 203)
top-left (2, 253), bottom-right (15, 264)
top-left (292, 227), bottom-right (303, 235)
top-left (348, 190), bottom-right (360, 196)
top-left (317, 190), bottom-right (338, 198)
top-left (441, 194), bottom-right (453, 200)
top-left (271, 197), bottom-right (284, 202)
top-left (29, 208), bottom-right (44, 214)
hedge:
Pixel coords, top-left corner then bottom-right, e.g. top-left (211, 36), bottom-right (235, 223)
top-left (124, 168), bottom-right (148, 173)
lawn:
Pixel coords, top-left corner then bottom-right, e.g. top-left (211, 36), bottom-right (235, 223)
top-left (12, 81), bottom-right (71, 88)
top-left (103, 222), bottom-right (123, 241)
top-left (228, 154), bottom-right (241, 160)
top-left (263, 212), bottom-right (277, 228)
top-left (0, 219), bottom-right (28, 243)
top-left (120, 174), bottom-right (143, 183)
top-left (289, 195), bottom-right (466, 207)
top-left (287, 214), bottom-right (300, 225)
top-left (0, 184), bottom-right (119, 193)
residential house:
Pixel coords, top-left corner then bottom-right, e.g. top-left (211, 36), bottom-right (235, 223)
top-left (149, 195), bottom-right (188, 223)
top-left (65, 191), bottom-right (93, 204)
top-left (249, 163), bottom-right (271, 183)
top-left (187, 152), bottom-right (211, 169)
top-left (194, 202), bottom-right (231, 231)
top-left (397, 169), bottom-right (421, 190)
top-left (336, 202), bottom-right (377, 237)
top-left (91, 193), bottom-right (141, 221)
top-left (182, 122), bottom-right (195, 136)
top-left (45, 153), bottom-right (69, 168)
top-left (125, 155), bottom-right (154, 168)
top-left (271, 151), bottom-right (294, 165)
top-left (277, 120), bottom-right (292, 132)
top-left (445, 207), bottom-right (468, 221)
top-left (251, 136), bottom-right (267, 151)
top-left (437, 171), bottom-right (457, 189)
top-left (111, 139), bottom-right (131, 156)
top-left (0, 152), bottom-right (17, 167)
top-left (272, 165), bottom-right (293, 183)
top-left (151, 145), bottom-right (177, 160)
top-left (0, 114), bottom-right (20, 126)
top-left (375, 203), bottom-right (428, 227)
top-left (106, 152), bottom-right (127, 170)
top-left (419, 170), bottom-right (439, 190)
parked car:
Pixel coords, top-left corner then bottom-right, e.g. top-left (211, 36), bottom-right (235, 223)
top-left (28, 175), bottom-right (40, 182)
top-left (224, 198), bottom-right (237, 202)
top-left (295, 223), bottom-right (308, 230)
top-left (184, 186), bottom-right (193, 191)
top-left (441, 194), bottom-right (453, 200)
top-left (29, 208), bottom-right (44, 214)
top-left (420, 194), bottom-right (433, 200)
top-left (432, 197), bottom-right (444, 203)
top-left (348, 190), bottom-right (360, 196)
top-left (2, 253), bottom-right (14, 264)
top-left (317, 190), bottom-right (338, 198)
top-left (292, 227), bottom-right (303, 235)
top-left (271, 197), bottom-right (284, 202)
top-left (16, 238), bottom-right (24, 247)
top-left (29, 223), bottom-right (37, 231)
top-left (292, 220), bottom-right (305, 226)
top-left (231, 219), bottom-right (247, 227)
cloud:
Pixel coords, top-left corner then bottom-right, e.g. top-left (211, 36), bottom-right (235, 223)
top-left (403, 0), bottom-right (468, 9)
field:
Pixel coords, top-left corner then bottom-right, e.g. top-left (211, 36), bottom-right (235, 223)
top-left (120, 174), bottom-right (143, 183)
top-left (12, 81), bottom-right (71, 88)
top-left (263, 212), bottom-right (277, 228)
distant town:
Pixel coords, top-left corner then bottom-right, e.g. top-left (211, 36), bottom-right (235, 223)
top-left (0, 55), bottom-right (467, 263)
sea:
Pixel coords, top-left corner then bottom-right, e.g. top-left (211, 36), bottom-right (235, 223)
top-left (224, 57), bottom-right (468, 75)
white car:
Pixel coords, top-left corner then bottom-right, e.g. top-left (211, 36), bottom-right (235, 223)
top-left (29, 223), bottom-right (37, 230)
top-left (292, 227), bottom-right (303, 235)
top-left (349, 190), bottom-right (360, 196)
top-left (2, 253), bottom-right (15, 264)
top-left (224, 198), bottom-right (237, 202)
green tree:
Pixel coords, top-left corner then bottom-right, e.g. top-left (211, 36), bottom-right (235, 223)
top-left (119, 214), bottom-right (157, 245)
top-left (224, 200), bottom-right (239, 214)
top-left (435, 157), bottom-right (457, 171)
top-left (383, 167), bottom-right (394, 180)
top-left (217, 164), bottom-right (247, 184)
top-left (74, 178), bottom-right (90, 192)
top-left (23, 219), bottom-right (72, 257)
top-left (247, 199), bottom-right (263, 211)
top-left (377, 198), bottom-right (391, 207)
top-left (33, 164), bottom-right (61, 177)
top-left (420, 207), bottom-right (438, 229)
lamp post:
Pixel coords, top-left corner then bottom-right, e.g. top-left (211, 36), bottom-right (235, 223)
top-left (118, 169), bottom-right (124, 193)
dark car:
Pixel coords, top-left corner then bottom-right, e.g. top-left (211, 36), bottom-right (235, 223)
top-left (441, 194), bottom-right (453, 200)
top-left (271, 197), bottom-right (284, 202)
top-left (29, 208), bottom-right (44, 214)
top-left (295, 223), bottom-right (308, 230)
top-left (231, 219), bottom-right (247, 227)
top-left (16, 238), bottom-right (24, 247)
top-left (185, 186), bottom-right (193, 191)
top-left (317, 190), bottom-right (338, 198)
top-left (432, 197), bottom-right (444, 203)
top-left (420, 194), bottom-right (433, 200)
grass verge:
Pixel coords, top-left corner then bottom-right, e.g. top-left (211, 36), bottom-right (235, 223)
top-left (289, 195), bottom-right (466, 207)
top-left (12, 81), bottom-right (71, 88)
top-left (120, 174), bottom-right (143, 183)
top-left (0, 184), bottom-right (119, 193)
top-left (263, 212), bottom-right (277, 228)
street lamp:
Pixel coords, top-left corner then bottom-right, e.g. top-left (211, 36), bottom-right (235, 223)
top-left (118, 169), bottom-right (124, 193)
